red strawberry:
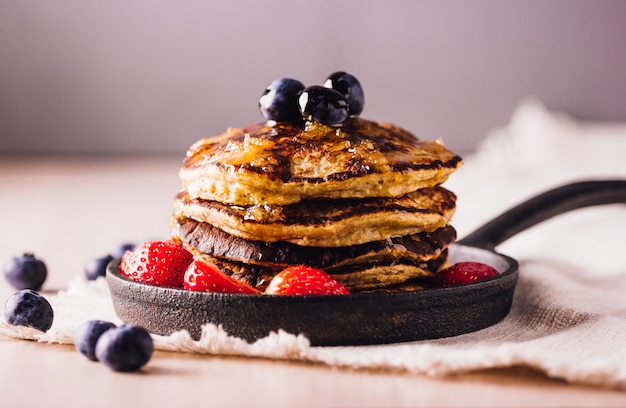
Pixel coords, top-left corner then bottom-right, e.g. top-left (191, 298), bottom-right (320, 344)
top-left (119, 240), bottom-right (194, 288)
top-left (435, 262), bottom-right (499, 287)
top-left (183, 260), bottom-right (260, 294)
top-left (265, 265), bottom-right (350, 295)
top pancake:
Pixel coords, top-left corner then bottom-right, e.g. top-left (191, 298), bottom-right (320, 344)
top-left (180, 117), bottom-right (462, 206)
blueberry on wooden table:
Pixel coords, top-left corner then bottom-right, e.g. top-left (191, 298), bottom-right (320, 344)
top-left (4, 289), bottom-right (54, 332)
top-left (95, 325), bottom-right (154, 372)
top-left (75, 320), bottom-right (118, 361)
top-left (3, 253), bottom-right (47, 290)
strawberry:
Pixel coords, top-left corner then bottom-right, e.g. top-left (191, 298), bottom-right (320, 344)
top-left (265, 265), bottom-right (350, 295)
top-left (119, 240), bottom-right (194, 288)
top-left (183, 260), bottom-right (260, 294)
top-left (435, 262), bottom-right (498, 287)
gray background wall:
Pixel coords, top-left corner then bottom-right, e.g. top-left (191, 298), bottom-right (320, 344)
top-left (1, 0), bottom-right (625, 155)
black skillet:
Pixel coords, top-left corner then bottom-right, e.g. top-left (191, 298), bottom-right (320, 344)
top-left (106, 180), bottom-right (626, 346)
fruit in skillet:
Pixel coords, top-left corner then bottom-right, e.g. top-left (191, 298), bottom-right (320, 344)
top-left (4, 289), bottom-right (54, 332)
top-left (3, 253), bottom-right (48, 291)
top-left (265, 265), bottom-right (350, 295)
top-left (435, 262), bottom-right (498, 287)
top-left (183, 260), bottom-right (260, 294)
top-left (120, 240), bottom-right (194, 288)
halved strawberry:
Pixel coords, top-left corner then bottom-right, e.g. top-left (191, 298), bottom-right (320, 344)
top-left (435, 262), bottom-right (499, 287)
top-left (183, 260), bottom-right (260, 294)
top-left (119, 240), bottom-right (194, 288)
top-left (265, 265), bottom-right (350, 295)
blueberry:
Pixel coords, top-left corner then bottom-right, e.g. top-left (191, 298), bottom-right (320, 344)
top-left (4, 289), bottom-right (54, 332)
top-left (259, 78), bottom-right (305, 122)
top-left (324, 71), bottom-right (365, 116)
top-left (111, 242), bottom-right (136, 258)
top-left (95, 325), bottom-right (154, 372)
top-left (75, 320), bottom-right (117, 361)
top-left (84, 255), bottom-right (115, 281)
top-left (3, 253), bottom-right (47, 291)
top-left (298, 86), bottom-right (349, 126)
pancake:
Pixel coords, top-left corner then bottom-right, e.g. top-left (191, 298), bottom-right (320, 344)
top-left (328, 253), bottom-right (448, 291)
top-left (180, 117), bottom-right (462, 206)
top-left (173, 186), bottom-right (457, 247)
top-left (173, 77), bottom-right (463, 293)
top-left (171, 215), bottom-right (456, 270)
top-left (179, 244), bottom-right (449, 292)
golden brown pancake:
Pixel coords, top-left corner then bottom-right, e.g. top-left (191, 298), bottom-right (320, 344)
top-left (173, 186), bottom-right (456, 247)
top-left (180, 117), bottom-right (462, 206)
top-left (171, 215), bottom-right (456, 269)
top-left (177, 242), bottom-right (449, 292)
top-left (171, 214), bottom-right (455, 291)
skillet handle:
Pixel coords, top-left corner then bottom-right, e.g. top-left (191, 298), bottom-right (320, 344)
top-left (458, 180), bottom-right (626, 250)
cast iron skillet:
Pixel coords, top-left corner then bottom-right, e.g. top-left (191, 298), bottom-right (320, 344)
top-left (106, 180), bottom-right (626, 346)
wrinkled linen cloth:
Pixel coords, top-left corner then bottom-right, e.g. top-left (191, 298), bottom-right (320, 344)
top-left (2, 99), bottom-right (626, 389)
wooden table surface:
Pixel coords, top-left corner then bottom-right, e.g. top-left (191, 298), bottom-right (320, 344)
top-left (1, 155), bottom-right (624, 407)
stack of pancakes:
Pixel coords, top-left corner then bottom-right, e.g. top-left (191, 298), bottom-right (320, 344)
top-left (171, 117), bottom-right (462, 292)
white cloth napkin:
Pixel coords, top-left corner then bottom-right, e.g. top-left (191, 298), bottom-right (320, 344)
top-left (3, 99), bottom-right (626, 389)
